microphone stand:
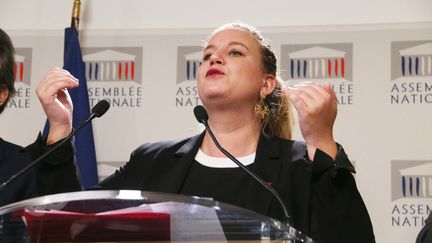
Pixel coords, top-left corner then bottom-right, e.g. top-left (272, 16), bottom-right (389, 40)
top-left (194, 106), bottom-right (315, 242)
top-left (0, 99), bottom-right (110, 191)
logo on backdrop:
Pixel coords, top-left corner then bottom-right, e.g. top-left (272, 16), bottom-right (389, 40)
top-left (175, 46), bottom-right (202, 107)
top-left (390, 41), bottom-right (432, 104)
top-left (7, 48), bottom-right (32, 109)
top-left (280, 43), bottom-right (354, 105)
top-left (82, 47), bottom-right (143, 108)
top-left (390, 160), bottom-right (432, 227)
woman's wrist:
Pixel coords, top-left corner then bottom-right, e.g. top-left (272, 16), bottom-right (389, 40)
top-left (46, 124), bottom-right (72, 145)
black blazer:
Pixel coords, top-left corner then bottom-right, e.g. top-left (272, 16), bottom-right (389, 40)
top-left (0, 135), bottom-right (81, 207)
top-left (99, 132), bottom-right (375, 243)
top-left (416, 212), bottom-right (432, 243)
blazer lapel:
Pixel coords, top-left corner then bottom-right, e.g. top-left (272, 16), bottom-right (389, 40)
top-left (157, 132), bottom-right (205, 193)
top-left (244, 133), bottom-right (284, 216)
top-left (157, 131), bottom-right (285, 218)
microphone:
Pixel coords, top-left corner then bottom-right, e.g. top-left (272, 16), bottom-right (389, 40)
top-left (193, 105), bottom-right (291, 225)
top-left (0, 99), bottom-right (110, 191)
top-left (88, 98), bottom-right (110, 120)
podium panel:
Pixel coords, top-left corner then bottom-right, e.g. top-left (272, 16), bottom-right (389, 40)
top-left (0, 190), bottom-right (315, 242)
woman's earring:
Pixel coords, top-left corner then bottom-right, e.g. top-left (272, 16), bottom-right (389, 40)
top-left (255, 94), bottom-right (269, 120)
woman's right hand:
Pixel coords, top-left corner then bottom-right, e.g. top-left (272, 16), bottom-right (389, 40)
top-left (36, 67), bottom-right (79, 144)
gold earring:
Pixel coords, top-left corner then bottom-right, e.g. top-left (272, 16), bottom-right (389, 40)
top-left (255, 94), bottom-right (269, 120)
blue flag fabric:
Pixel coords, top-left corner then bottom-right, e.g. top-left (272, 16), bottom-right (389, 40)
top-left (62, 27), bottom-right (98, 188)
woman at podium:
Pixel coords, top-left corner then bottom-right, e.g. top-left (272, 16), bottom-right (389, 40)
top-left (95, 23), bottom-right (375, 243)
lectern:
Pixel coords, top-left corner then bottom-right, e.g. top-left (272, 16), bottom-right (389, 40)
top-left (0, 190), bottom-right (315, 242)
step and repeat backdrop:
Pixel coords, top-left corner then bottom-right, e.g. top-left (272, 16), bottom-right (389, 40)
top-left (1, 23), bottom-right (431, 242)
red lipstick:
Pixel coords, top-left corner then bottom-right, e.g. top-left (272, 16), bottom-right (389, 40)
top-left (206, 68), bottom-right (225, 78)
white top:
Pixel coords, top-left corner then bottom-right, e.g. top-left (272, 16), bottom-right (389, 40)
top-left (195, 149), bottom-right (256, 168)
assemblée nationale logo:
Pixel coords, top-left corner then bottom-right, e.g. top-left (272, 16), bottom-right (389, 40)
top-left (390, 41), bottom-right (432, 104)
top-left (82, 47), bottom-right (143, 108)
top-left (280, 44), bottom-right (354, 105)
top-left (8, 48), bottom-right (32, 109)
top-left (175, 46), bottom-right (202, 107)
top-left (391, 161), bottom-right (432, 227)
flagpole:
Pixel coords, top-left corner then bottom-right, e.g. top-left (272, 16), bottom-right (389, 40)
top-left (71, 0), bottom-right (81, 29)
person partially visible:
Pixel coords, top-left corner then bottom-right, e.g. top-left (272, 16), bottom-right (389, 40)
top-left (0, 28), bottom-right (81, 207)
top-left (95, 23), bottom-right (375, 243)
top-left (416, 212), bottom-right (432, 243)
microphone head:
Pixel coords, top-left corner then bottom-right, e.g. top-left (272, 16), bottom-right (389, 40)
top-left (193, 105), bottom-right (208, 124)
top-left (91, 99), bottom-right (110, 118)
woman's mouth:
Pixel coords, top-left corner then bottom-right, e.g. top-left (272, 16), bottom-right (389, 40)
top-left (206, 68), bottom-right (225, 78)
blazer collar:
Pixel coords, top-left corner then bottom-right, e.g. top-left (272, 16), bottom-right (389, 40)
top-left (169, 131), bottom-right (285, 218)
top-left (159, 132), bottom-right (205, 193)
top-left (175, 132), bottom-right (205, 157)
top-left (174, 132), bottom-right (281, 158)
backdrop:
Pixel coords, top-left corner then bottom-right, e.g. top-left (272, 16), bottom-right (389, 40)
top-left (1, 23), bottom-right (431, 243)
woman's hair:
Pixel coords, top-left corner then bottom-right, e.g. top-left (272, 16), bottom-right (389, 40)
top-left (0, 28), bottom-right (16, 113)
top-left (211, 22), bottom-right (293, 140)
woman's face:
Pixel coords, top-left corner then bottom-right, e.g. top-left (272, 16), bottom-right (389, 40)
top-left (197, 28), bottom-right (269, 109)
top-left (0, 87), bottom-right (9, 107)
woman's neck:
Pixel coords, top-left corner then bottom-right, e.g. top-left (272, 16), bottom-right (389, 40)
top-left (200, 108), bottom-right (261, 157)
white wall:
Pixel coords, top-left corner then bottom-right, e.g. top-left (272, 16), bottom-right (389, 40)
top-left (1, 0), bottom-right (432, 30)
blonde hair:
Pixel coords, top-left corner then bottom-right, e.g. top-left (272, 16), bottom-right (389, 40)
top-left (262, 79), bottom-right (293, 140)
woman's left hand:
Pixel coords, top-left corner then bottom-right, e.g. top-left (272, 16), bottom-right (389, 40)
top-left (284, 82), bottom-right (338, 160)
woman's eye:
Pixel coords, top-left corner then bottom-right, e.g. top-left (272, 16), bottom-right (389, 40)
top-left (229, 50), bottom-right (243, 56)
top-left (202, 53), bottom-right (211, 61)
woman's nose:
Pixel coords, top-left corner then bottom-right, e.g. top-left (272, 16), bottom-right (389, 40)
top-left (209, 53), bottom-right (223, 65)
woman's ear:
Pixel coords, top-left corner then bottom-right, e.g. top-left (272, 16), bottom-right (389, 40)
top-left (261, 74), bottom-right (276, 96)
top-left (0, 87), bottom-right (9, 106)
